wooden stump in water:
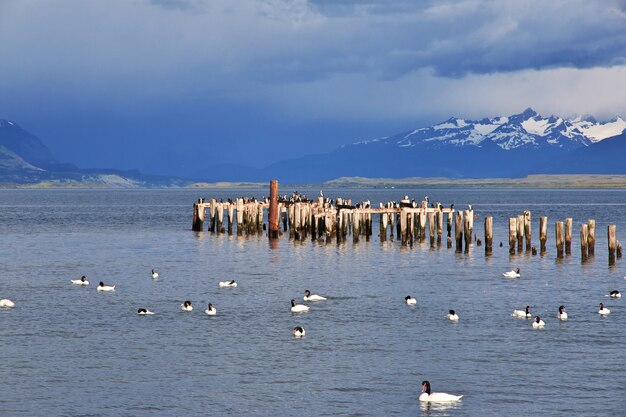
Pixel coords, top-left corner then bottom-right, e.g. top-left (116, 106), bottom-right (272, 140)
top-left (555, 221), bottom-right (564, 259)
top-left (484, 216), bottom-right (493, 256)
top-left (463, 212), bottom-right (471, 253)
top-left (565, 218), bottom-right (572, 255)
top-left (581, 224), bottom-right (589, 263)
top-left (608, 225), bottom-right (616, 266)
top-left (587, 219), bottom-right (596, 257)
top-left (455, 212), bottom-right (463, 253)
top-left (539, 216), bottom-right (548, 255)
top-left (524, 210), bottom-right (532, 252)
top-left (428, 212), bottom-right (435, 247)
top-left (516, 214), bottom-right (524, 253)
top-left (192, 201), bottom-right (204, 231)
top-left (509, 218), bottom-right (517, 255)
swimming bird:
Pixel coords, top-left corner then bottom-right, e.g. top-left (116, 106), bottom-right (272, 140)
top-left (447, 310), bottom-right (459, 321)
top-left (599, 303), bottom-right (610, 315)
top-left (137, 308), bottom-right (154, 315)
top-left (503, 268), bottom-right (521, 278)
top-left (419, 380), bottom-right (463, 402)
top-left (71, 275), bottom-right (89, 285)
top-left (291, 299), bottom-right (310, 313)
top-left (205, 303), bottom-right (217, 315)
top-left (0, 299), bottom-right (15, 308)
top-left (293, 326), bottom-right (305, 337)
top-left (151, 269), bottom-right (159, 279)
top-left (181, 300), bottom-right (193, 311)
top-left (96, 282), bottom-right (115, 292)
top-left (303, 289), bottom-right (326, 301)
top-left (219, 280), bottom-right (237, 287)
top-left (512, 306), bottom-right (531, 318)
top-left (532, 316), bottom-right (545, 328)
top-left (558, 305), bottom-right (568, 320)
top-left (405, 295), bottom-right (417, 305)
top-left (608, 290), bottom-right (621, 298)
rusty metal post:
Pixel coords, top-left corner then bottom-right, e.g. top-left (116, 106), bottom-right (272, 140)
top-left (268, 180), bottom-right (279, 239)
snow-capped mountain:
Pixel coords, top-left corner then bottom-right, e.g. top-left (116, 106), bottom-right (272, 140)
top-left (351, 108), bottom-right (625, 152)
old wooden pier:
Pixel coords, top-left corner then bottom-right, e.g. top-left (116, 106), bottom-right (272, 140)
top-left (193, 181), bottom-right (622, 265)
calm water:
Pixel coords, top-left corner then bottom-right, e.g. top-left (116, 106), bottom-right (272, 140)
top-left (1, 188), bottom-right (626, 416)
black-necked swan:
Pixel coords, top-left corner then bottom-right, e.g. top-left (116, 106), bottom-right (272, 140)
top-left (608, 290), bottom-right (621, 298)
top-left (291, 299), bottom-right (310, 313)
top-left (0, 299), bottom-right (15, 308)
top-left (558, 305), bottom-right (568, 320)
top-left (97, 282), bottom-right (115, 292)
top-left (151, 269), bottom-right (159, 279)
top-left (137, 308), bottom-right (154, 315)
top-left (71, 275), bottom-right (89, 285)
top-left (512, 306), bottom-right (531, 318)
top-left (599, 303), bottom-right (610, 315)
top-left (293, 326), bottom-right (305, 337)
top-left (405, 295), bottom-right (417, 305)
top-left (532, 316), bottom-right (545, 328)
top-left (447, 310), bottom-right (459, 321)
top-left (419, 380), bottom-right (463, 402)
top-left (205, 303), bottom-right (217, 315)
top-left (503, 268), bottom-right (521, 278)
top-left (219, 280), bottom-right (237, 287)
top-left (303, 289), bottom-right (326, 301)
top-left (181, 300), bottom-right (193, 311)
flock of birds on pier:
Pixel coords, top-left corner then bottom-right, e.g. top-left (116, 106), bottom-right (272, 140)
top-left (1, 263), bottom-right (622, 404)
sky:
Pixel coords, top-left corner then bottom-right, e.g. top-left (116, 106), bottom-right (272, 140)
top-left (1, 0), bottom-right (625, 177)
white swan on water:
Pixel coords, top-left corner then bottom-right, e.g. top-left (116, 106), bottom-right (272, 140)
top-left (181, 300), bottom-right (193, 311)
top-left (205, 303), bottom-right (217, 315)
top-left (71, 276), bottom-right (89, 285)
top-left (503, 268), bottom-right (521, 278)
top-left (558, 305), bottom-right (568, 320)
top-left (291, 299), bottom-right (310, 313)
top-left (303, 290), bottom-right (326, 301)
top-left (219, 280), bottom-right (237, 287)
top-left (97, 282), bottom-right (115, 292)
top-left (0, 299), bottom-right (15, 308)
top-left (419, 380), bottom-right (463, 402)
top-left (532, 316), bottom-right (545, 328)
top-left (405, 296), bottom-right (417, 305)
top-left (292, 326), bottom-right (305, 337)
top-left (447, 310), bottom-right (459, 321)
top-left (512, 306), bottom-right (531, 318)
top-left (151, 269), bottom-right (159, 279)
top-left (599, 303), bottom-right (610, 315)
top-left (608, 290), bottom-right (621, 298)
top-left (137, 308), bottom-right (154, 315)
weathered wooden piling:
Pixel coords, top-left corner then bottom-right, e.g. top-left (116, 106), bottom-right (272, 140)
top-left (428, 212), bottom-right (436, 247)
top-left (217, 202), bottom-right (224, 233)
top-left (484, 216), bottom-right (493, 256)
top-left (192, 199), bottom-right (205, 231)
top-left (565, 218), bottom-right (572, 255)
top-left (237, 199), bottom-right (244, 235)
top-left (608, 225), bottom-right (616, 266)
top-left (455, 212), bottom-right (463, 252)
top-left (581, 224), bottom-right (589, 262)
top-left (464, 211), bottom-right (471, 253)
top-left (508, 218), bottom-right (517, 255)
top-left (587, 219), bottom-right (596, 257)
top-left (209, 199), bottom-right (217, 232)
top-left (524, 210), bottom-right (532, 251)
top-left (555, 221), bottom-right (564, 258)
top-left (227, 203), bottom-right (234, 234)
top-left (516, 214), bottom-right (524, 253)
top-left (436, 209), bottom-right (443, 246)
top-left (446, 212), bottom-right (453, 248)
top-left (539, 216), bottom-right (548, 255)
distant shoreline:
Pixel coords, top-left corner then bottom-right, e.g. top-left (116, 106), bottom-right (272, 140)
top-left (2, 174), bottom-right (626, 189)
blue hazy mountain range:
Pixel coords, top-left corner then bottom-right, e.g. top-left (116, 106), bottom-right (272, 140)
top-left (1, 108), bottom-right (626, 185)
